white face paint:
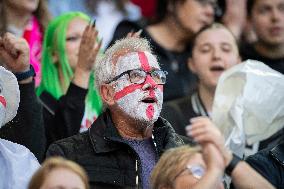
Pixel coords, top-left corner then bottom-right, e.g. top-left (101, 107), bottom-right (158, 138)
top-left (112, 51), bottom-right (163, 125)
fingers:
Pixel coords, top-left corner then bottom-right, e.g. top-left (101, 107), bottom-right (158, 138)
top-left (0, 33), bottom-right (30, 72)
top-left (0, 33), bottom-right (29, 58)
top-left (186, 116), bottom-right (225, 148)
top-left (77, 20), bottom-right (102, 72)
top-left (126, 29), bottom-right (142, 38)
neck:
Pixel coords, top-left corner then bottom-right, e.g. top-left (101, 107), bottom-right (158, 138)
top-left (110, 108), bottom-right (153, 140)
top-left (198, 84), bottom-right (215, 113)
top-left (58, 67), bottom-right (69, 94)
top-left (146, 18), bottom-right (193, 52)
top-left (254, 41), bottom-right (284, 59)
top-left (4, 3), bottom-right (32, 30)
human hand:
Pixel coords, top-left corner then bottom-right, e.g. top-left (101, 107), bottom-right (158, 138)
top-left (222, 0), bottom-right (247, 40)
top-left (0, 32), bottom-right (30, 73)
top-left (76, 21), bottom-right (102, 73)
top-left (186, 116), bottom-right (232, 166)
top-left (126, 29), bottom-right (142, 38)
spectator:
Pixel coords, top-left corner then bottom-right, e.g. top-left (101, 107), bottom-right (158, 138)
top-left (151, 116), bottom-right (276, 189)
top-left (29, 157), bottom-right (89, 189)
top-left (0, 65), bottom-right (40, 189)
top-left (36, 12), bottom-right (103, 146)
top-left (241, 0), bottom-right (284, 74)
top-left (46, 37), bottom-right (185, 188)
top-left (161, 23), bottom-right (240, 136)
top-left (0, 0), bottom-right (51, 86)
top-left (48, 0), bottom-right (141, 48)
top-left (151, 145), bottom-right (225, 189)
top-left (110, 0), bottom-right (219, 101)
top-left (0, 33), bottom-right (45, 161)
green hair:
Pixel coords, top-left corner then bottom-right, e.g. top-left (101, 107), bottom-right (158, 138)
top-left (37, 12), bottom-right (102, 125)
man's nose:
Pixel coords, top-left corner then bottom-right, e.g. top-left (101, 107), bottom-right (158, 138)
top-left (142, 75), bottom-right (157, 90)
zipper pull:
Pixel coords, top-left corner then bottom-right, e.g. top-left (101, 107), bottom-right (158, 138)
top-left (136, 159), bottom-right (139, 188)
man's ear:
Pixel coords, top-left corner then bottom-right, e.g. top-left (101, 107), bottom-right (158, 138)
top-left (188, 58), bottom-right (197, 73)
top-left (100, 84), bottom-right (116, 106)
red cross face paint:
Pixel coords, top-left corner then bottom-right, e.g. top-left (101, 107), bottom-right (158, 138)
top-left (0, 95), bottom-right (6, 127)
top-left (112, 51), bottom-right (163, 124)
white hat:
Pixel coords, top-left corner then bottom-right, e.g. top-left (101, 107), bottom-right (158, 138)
top-left (0, 66), bottom-right (20, 127)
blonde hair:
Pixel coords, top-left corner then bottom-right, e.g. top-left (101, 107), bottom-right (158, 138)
top-left (151, 145), bottom-right (201, 189)
top-left (28, 157), bottom-right (89, 189)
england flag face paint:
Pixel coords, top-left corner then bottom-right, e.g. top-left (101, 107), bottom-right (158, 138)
top-left (0, 95), bottom-right (6, 127)
top-left (112, 51), bottom-right (163, 124)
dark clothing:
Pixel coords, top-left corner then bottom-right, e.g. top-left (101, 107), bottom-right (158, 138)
top-left (240, 43), bottom-right (284, 74)
top-left (161, 91), bottom-right (207, 136)
top-left (47, 110), bottom-right (185, 189)
top-left (39, 83), bottom-right (87, 148)
top-left (109, 20), bottom-right (197, 101)
top-left (246, 142), bottom-right (284, 189)
top-left (0, 81), bottom-right (46, 162)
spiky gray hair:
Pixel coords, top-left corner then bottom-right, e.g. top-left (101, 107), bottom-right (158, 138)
top-left (94, 37), bottom-right (153, 89)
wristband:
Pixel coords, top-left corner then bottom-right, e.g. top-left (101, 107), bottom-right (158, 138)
top-left (225, 153), bottom-right (241, 176)
top-left (14, 65), bottom-right (36, 81)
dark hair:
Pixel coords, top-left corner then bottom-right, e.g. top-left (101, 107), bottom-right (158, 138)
top-left (153, 0), bottom-right (186, 23)
top-left (247, 0), bottom-right (256, 16)
top-left (85, 0), bottom-right (127, 16)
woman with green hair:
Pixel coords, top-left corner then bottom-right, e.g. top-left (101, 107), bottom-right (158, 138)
top-left (37, 12), bottom-right (102, 146)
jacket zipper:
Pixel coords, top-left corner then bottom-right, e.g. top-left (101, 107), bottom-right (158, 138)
top-left (136, 159), bottom-right (139, 188)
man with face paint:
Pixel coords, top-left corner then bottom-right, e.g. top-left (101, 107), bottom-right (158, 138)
top-left (47, 37), bottom-right (186, 189)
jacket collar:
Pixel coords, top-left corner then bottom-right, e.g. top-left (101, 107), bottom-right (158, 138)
top-left (88, 109), bottom-right (184, 155)
top-left (270, 141), bottom-right (284, 166)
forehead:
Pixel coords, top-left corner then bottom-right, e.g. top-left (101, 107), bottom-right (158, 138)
top-left (195, 27), bottom-right (237, 46)
top-left (66, 18), bottom-right (88, 34)
top-left (113, 51), bottom-right (160, 75)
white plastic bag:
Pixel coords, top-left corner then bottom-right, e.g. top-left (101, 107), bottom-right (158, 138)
top-left (212, 60), bottom-right (284, 157)
top-left (0, 139), bottom-right (40, 189)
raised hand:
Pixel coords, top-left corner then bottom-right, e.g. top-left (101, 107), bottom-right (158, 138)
top-left (76, 21), bottom-right (102, 72)
top-left (126, 29), bottom-right (142, 38)
top-left (0, 32), bottom-right (30, 73)
top-left (73, 21), bottom-right (102, 89)
top-left (186, 116), bottom-right (233, 167)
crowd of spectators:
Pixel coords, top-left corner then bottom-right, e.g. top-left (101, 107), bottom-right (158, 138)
top-left (0, 0), bottom-right (283, 188)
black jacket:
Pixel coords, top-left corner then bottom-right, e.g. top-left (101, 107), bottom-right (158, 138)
top-left (246, 141), bottom-right (284, 189)
top-left (0, 81), bottom-right (46, 162)
top-left (161, 91), bottom-right (207, 136)
top-left (240, 42), bottom-right (284, 74)
top-left (39, 83), bottom-right (87, 148)
top-left (47, 110), bottom-right (185, 189)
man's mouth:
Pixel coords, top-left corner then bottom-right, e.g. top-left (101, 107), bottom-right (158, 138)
top-left (141, 97), bottom-right (157, 103)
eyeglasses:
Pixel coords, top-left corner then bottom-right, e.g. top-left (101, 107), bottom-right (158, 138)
top-left (106, 69), bottom-right (168, 85)
top-left (174, 164), bottom-right (205, 181)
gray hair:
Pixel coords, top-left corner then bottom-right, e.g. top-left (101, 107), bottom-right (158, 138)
top-left (94, 37), bottom-right (153, 89)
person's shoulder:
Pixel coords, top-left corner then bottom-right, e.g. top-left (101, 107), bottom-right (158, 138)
top-left (46, 132), bottom-right (91, 157)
